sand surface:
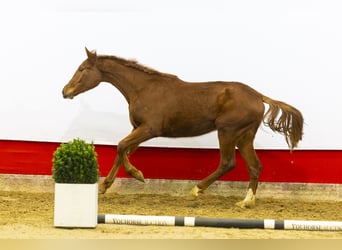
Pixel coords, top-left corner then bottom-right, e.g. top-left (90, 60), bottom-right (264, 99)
top-left (0, 191), bottom-right (341, 239)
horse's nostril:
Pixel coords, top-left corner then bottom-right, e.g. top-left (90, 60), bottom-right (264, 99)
top-left (62, 89), bottom-right (71, 99)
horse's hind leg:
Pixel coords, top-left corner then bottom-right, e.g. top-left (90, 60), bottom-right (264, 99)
top-left (190, 128), bottom-right (237, 196)
top-left (235, 131), bottom-right (262, 208)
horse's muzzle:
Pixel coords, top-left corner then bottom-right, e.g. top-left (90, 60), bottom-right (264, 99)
top-left (62, 89), bottom-right (73, 99)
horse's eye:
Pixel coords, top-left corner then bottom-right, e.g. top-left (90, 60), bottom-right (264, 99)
top-left (79, 67), bottom-right (85, 72)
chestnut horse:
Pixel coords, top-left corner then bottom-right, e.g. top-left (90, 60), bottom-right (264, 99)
top-left (63, 48), bottom-right (303, 208)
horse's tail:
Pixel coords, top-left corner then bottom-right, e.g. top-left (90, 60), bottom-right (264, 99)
top-left (262, 96), bottom-right (304, 150)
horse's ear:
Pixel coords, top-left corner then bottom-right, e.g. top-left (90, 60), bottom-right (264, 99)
top-left (85, 47), bottom-right (97, 65)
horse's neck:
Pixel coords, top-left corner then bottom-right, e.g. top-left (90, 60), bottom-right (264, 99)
top-left (98, 59), bottom-right (144, 103)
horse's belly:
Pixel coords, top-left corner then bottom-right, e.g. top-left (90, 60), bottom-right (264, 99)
top-left (161, 119), bottom-right (216, 137)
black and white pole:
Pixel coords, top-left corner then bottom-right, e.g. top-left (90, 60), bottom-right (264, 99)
top-left (98, 214), bottom-right (342, 231)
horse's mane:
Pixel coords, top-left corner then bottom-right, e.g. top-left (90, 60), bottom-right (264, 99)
top-left (99, 55), bottom-right (178, 79)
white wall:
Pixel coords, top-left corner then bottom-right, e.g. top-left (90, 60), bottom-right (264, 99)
top-left (0, 0), bottom-right (341, 149)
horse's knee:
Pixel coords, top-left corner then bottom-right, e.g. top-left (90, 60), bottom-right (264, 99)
top-left (117, 142), bottom-right (127, 156)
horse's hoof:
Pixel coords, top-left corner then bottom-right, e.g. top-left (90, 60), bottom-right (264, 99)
top-left (98, 183), bottom-right (107, 194)
top-left (133, 170), bottom-right (145, 183)
top-left (235, 200), bottom-right (255, 208)
top-left (189, 185), bottom-right (203, 197)
top-left (235, 200), bottom-right (253, 208)
top-left (235, 188), bottom-right (255, 208)
top-left (99, 179), bottom-right (114, 194)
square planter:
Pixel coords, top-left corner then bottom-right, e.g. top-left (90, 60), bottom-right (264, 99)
top-left (54, 183), bottom-right (98, 228)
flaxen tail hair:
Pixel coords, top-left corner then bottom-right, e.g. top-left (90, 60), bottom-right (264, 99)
top-left (262, 96), bottom-right (304, 150)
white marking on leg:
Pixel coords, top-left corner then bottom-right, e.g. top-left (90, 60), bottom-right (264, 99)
top-left (236, 188), bottom-right (256, 208)
top-left (190, 185), bottom-right (202, 196)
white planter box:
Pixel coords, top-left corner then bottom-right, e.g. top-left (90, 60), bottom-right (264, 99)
top-left (54, 183), bottom-right (98, 228)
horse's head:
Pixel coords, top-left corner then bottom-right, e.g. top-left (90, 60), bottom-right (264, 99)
top-left (62, 48), bottom-right (102, 99)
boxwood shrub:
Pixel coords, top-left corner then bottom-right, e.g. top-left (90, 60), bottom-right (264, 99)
top-left (52, 138), bottom-right (99, 184)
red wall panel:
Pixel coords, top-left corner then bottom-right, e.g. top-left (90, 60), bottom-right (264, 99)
top-left (0, 140), bottom-right (341, 184)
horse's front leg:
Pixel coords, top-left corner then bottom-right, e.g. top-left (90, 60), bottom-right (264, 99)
top-left (99, 155), bottom-right (122, 194)
top-left (99, 126), bottom-right (154, 194)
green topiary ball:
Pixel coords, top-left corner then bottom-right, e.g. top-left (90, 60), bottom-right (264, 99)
top-left (52, 138), bottom-right (99, 184)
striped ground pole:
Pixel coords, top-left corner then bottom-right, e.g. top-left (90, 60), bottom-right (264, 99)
top-left (98, 214), bottom-right (342, 231)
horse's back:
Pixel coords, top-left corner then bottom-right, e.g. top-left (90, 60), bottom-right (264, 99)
top-left (131, 79), bottom-right (265, 137)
